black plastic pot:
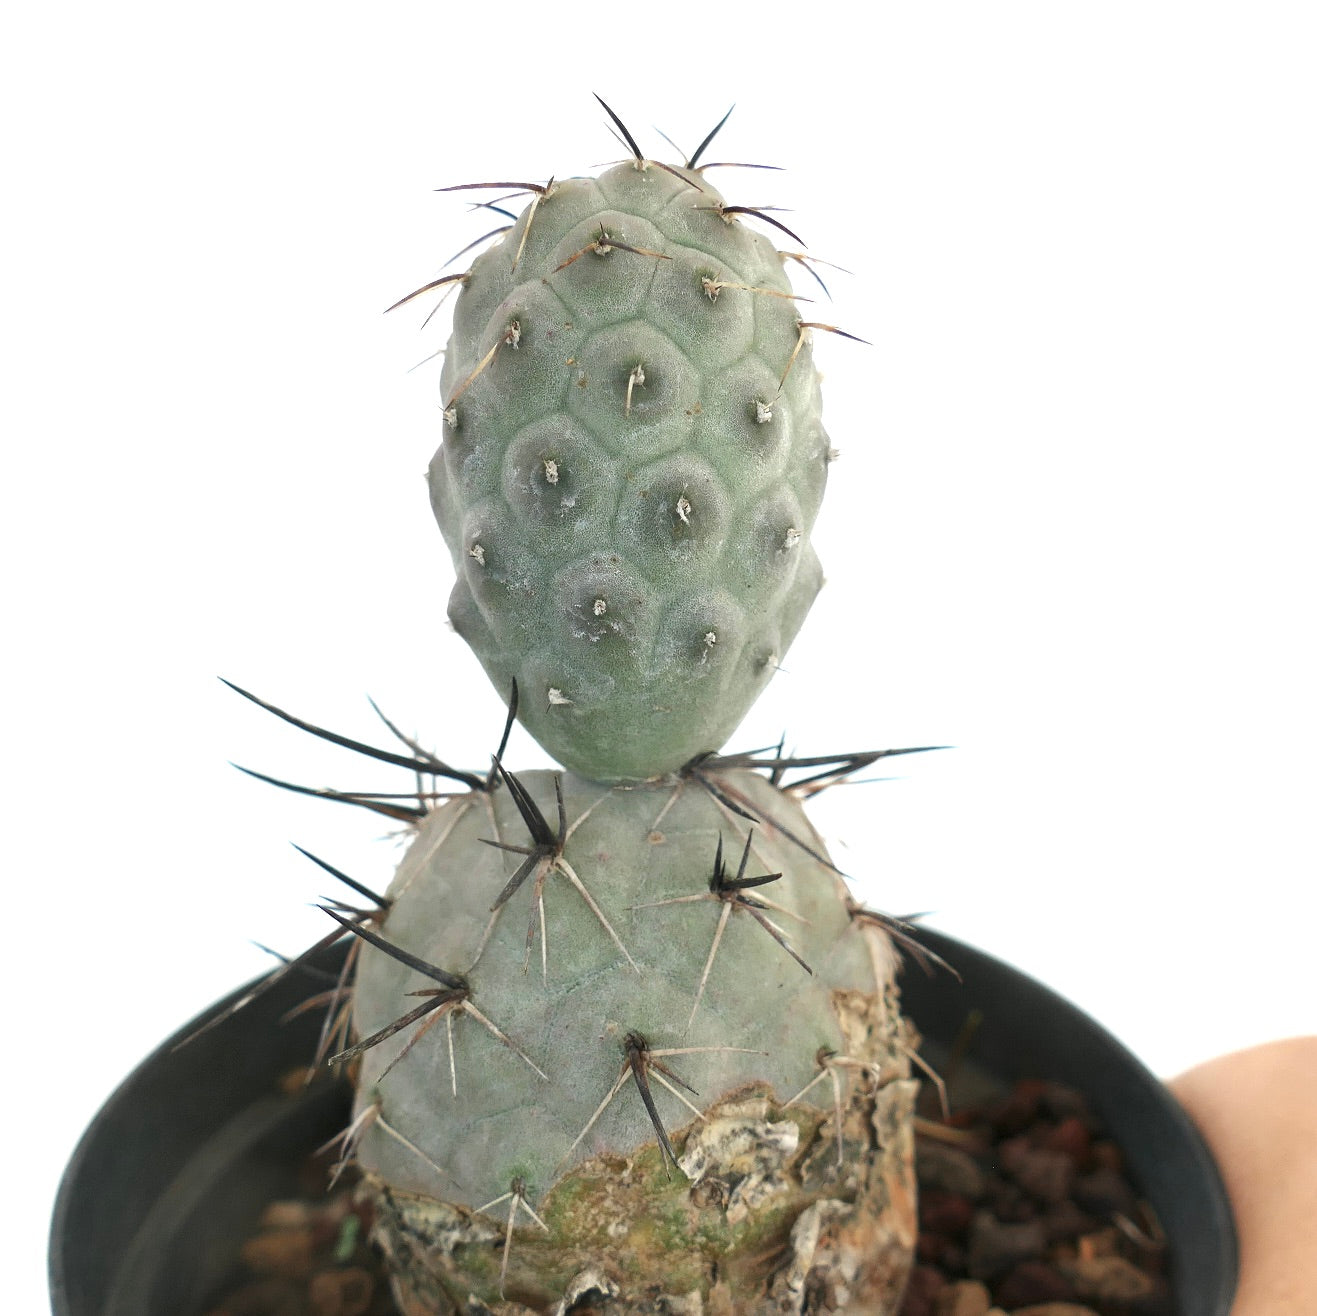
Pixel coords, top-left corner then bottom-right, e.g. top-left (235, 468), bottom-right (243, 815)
top-left (50, 931), bottom-right (1238, 1315)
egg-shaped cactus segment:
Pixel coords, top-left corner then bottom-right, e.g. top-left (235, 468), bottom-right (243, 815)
top-left (429, 161), bottom-right (832, 782)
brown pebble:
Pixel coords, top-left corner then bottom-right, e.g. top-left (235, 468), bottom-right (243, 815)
top-left (917, 1141), bottom-right (989, 1198)
top-left (934, 1278), bottom-right (992, 1316)
top-left (1064, 1253), bottom-right (1158, 1302)
top-left (920, 1189), bottom-right (976, 1235)
top-left (308, 1268), bottom-right (374, 1316)
top-left (260, 1201), bottom-right (314, 1230)
top-left (1072, 1166), bottom-right (1138, 1217)
top-left (938, 1242), bottom-right (968, 1274)
top-left (994, 1259), bottom-right (1077, 1308)
top-left (205, 1276), bottom-right (308, 1316)
top-left (898, 1264), bottom-right (948, 1316)
top-left (240, 1227), bottom-right (316, 1279)
top-left (989, 1079), bottom-right (1048, 1135)
top-left (1011, 1306), bottom-right (1100, 1316)
top-left (1041, 1199), bottom-right (1095, 1244)
top-left (965, 1210), bottom-right (1047, 1279)
top-left (309, 1212), bottom-right (348, 1253)
top-left (1008, 1144), bottom-right (1076, 1204)
top-left (997, 1135), bottom-right (1030, 1172)
top-left (1074, 1225), bottom-right (1122, 1259)
top-left (1042, 1115), bottom-right (1091, 1162)
top-left (1089, 1139), bottom-right (1124, 1172)
top-left (917, 1232), bottom-right (951, 1264)
top-left (985, 1177), bottom-right (1037, 1223)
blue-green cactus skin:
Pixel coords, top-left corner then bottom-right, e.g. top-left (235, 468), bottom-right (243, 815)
top-left (431, 163), bottom-right (830, 782)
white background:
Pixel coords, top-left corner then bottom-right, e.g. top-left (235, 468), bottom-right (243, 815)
top-left (6, 3), bottom-right (1315, 1311)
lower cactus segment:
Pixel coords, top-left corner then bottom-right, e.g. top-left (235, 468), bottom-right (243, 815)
top-left (345, 767), bottom-right (916, 1313)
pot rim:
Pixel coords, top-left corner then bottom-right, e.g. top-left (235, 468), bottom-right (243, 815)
top-left (51, 928), bottom-right (1238, 1316)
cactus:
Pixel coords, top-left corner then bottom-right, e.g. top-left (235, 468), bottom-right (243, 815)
top-left (229, 102), bottom-right (926, 1315)
top-left (423, 103), bottom-right (844, 783)
top-left (345, 763), bottom-right (917, 1313)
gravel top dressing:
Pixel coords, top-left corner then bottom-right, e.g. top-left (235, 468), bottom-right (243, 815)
top-left (204, 1076), bottom-right (1170, 1316)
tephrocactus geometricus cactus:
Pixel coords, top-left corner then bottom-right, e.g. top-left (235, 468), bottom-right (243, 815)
top-left (228, 101), bottom-right (927, 1315)
top-left (423, 100), bottom-right (856, 783)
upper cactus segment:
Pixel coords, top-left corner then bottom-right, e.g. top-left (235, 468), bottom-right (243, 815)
top-left (425, 114), bottom-right (837, 782)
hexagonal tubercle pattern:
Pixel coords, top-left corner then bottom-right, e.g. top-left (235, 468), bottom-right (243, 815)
top-left (430, 162), bottom-right (831, 781)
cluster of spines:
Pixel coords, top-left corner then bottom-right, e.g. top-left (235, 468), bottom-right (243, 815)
top-left (409, 107), bottom-right (854, 548)
top-left (395, 98), bottom-right (866, 449)
top-left (219, 676), bottom-right (947, 1166)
